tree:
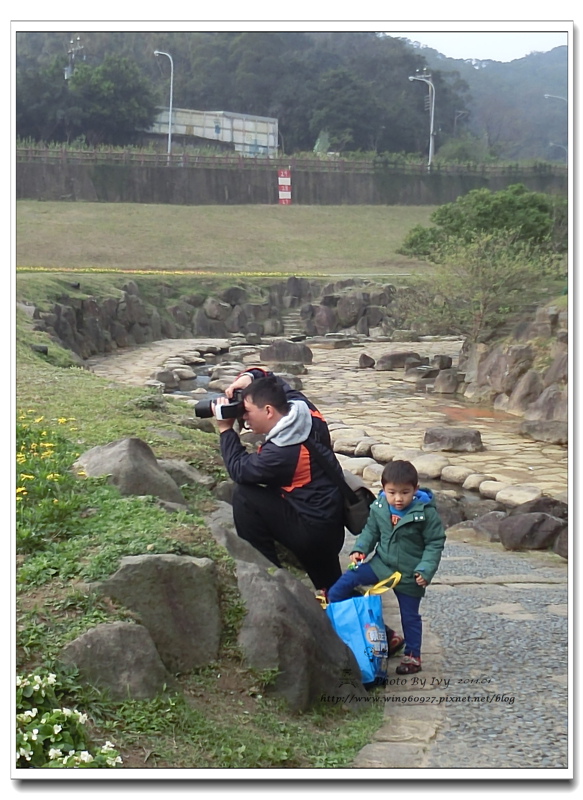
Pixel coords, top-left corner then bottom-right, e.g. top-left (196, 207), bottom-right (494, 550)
top-left (400, 232), bottom-right (565, 342)
top-left (16, 56), bottom-right (75, 142)
top-left (398, 183), bottom-right (568, 259)
top-left (68, 55), bottom-right (157, 145)
top-left (309, 67), bottom-right (383, 151)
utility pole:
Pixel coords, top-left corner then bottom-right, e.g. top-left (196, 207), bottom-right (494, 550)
top-left (64, 36), bottom-right (84, 80)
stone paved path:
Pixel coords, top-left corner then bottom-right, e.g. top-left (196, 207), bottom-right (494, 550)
top-left (299, 340), bottom-right (568, 502)
top-left (348, 534), bottom-right (568, 773)
top-left (87, 336), bottom-right (570, 774)
top-left (87, 337), bottom-right (568, 501)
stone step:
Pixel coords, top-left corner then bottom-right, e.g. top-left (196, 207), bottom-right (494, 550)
top-left (280, 307), bottom-right (305, 338)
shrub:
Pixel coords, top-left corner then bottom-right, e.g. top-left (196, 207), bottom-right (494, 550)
top-left (398, 183), bottom-right (568, 260)
top-left (398, 231), bottom-right (565, 342)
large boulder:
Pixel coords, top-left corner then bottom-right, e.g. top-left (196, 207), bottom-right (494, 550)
top-left (519, 420), bottom-right (568, 445)
top-left (358, 353), bottom-right (376, 369)
top-left (312, 304), bottom-right (339, 335)
top-left (432, 492), bottom-right (466, 528)
top-left (98, 555), bottom-right (221, 673)
top-left (432, 354), bottom-right (453, 370)
top-left (374, 351), bottom-right (421, 370)
top-left (203, 297), bottom-right (231, 322)
top-left (476, 345), bottom-right (534, 394)
top-left (440, 465), bottom-right (475, 485)
top-left (498, 513), bottom-right (567, 552)
top-left (259, 340), bottom-right (313, 364)
top-left (410, 453), bottom-right (450, 480)
top-left (60, 622), bottom-right (170, 700)
top-left (235, 561), bottom-right (367, 711)
top-left (204, 501), bottom-right (273, 568)
top-left (336, 294), bottom-right (366, 327)
top-left (220, 286), bottom-right (249, 306)
top-left (505, 370), bottom-right (544, 415)
top-left (391, 330), bottom-right (420, 342)
top-left (157, 459), bottom-right (217, 490)
top-left (422, 427), bottom-right (484, 453)
top-left (467, 510), bottom-right (507, 542)
top-left (74, 437), bottom-right (186, 504)
top-left (523, 384), bottom-right (568, 422)
top-left (495, 485), bottom-right (543, 507)
top-left (508, 496), bottom-right (568, 520)
top-left (433, 369), bottom-right (463, 394)
top-left (543, 351), bottom-right (568, 388)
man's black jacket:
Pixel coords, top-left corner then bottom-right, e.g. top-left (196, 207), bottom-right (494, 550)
top-left (219, 368), bottom-right (345, 527)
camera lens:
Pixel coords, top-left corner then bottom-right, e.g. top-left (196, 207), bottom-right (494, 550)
top-left (194, 399), bottom-right (214, 419)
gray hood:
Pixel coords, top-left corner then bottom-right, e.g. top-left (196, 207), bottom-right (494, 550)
top-left (265, 400), bottom-right (313, 447)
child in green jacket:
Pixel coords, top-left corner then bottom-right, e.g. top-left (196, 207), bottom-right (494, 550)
top-left (327, 460), bottom-right (446, 674)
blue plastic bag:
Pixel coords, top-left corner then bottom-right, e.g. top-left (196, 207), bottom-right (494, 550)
top-left (325, 573), bottom-right (401, 686)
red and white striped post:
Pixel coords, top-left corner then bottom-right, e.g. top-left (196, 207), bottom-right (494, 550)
top-left (278, 168), bottom-right (291, 204)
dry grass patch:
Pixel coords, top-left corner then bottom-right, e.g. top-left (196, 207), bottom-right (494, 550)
top-left (17, 201), bottom-right (435, 275)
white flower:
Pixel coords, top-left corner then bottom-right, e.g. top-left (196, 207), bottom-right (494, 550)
top-left (30, 729), bottom-right (39, 741)
top-left (79, 751), bottom-right (94, 763)
top-left (102, 741), bottom-right (116, 751)
top-left (47, 674), bottom-right (57, 685)
top-left (75, 712), bottom-right (88, 724)
top-left (48, 748), bottom-right (63, 760)
top-left (53, 724), bottom-right (62, 735)
top-left (61, 707), bottom-right (73, 717)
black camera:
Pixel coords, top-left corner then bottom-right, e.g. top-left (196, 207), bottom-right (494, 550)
top-left (194, 389), bottom-right (245, 420)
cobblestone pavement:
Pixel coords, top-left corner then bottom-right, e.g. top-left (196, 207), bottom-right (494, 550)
top-left (299, 340), bottom-right (568, 502)
top-left (87, 336), bottom-right (570, 775)
top-left (87, 337), bottom-right (568, 500)
top-left (349, 533), bottom-right (569, 773)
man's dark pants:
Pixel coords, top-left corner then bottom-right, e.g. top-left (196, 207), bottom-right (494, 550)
top-left (232, 483), bottom-right (344, 590)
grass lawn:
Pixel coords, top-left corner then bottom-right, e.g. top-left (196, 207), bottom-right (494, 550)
top-left (16, 201), bottom-right (435, 275)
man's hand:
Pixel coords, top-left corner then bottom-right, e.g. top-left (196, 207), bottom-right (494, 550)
top-left (213, 397), bottom-right (237, 433)
top-left (414, 572), bottom-right (428, 587)
top-left (225, 373), bottom-right (253, 399)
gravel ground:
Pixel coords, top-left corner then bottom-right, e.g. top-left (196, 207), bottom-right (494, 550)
top-left (422, 541), bottom-right (568, 769)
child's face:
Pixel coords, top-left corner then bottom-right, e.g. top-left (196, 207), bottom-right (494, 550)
top-left (383, 482), bottom-right (418, 511)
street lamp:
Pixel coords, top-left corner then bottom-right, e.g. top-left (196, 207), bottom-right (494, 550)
top-left (549, 142), bottom-right (568, 164)
top-left (453, 109), bottom-right (468, 137)
top-left (544, 94), bottom-right (568, 104)
top-left (409, 71), bottom-right (436, 170)
top-left (154, 50), bottom-right (174, 161)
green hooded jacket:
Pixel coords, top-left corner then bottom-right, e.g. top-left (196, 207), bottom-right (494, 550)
top-left (351, 489), bottom-right (446, 597)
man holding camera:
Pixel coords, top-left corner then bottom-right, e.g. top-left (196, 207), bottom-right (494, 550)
top-left (213, 368), bottom-right (345, 592)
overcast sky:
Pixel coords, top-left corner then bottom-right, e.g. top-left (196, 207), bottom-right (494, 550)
top-left (390, 31), bottom-right (569, 62)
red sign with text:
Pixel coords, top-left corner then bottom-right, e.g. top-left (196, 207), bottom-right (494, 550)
top-left (278, 169), bottom-right (291, 204)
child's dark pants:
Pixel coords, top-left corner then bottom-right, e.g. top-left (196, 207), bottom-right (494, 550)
top-left (328, 562), bottom-right (423, 658)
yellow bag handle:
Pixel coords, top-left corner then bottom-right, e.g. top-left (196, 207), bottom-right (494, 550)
top-left (364, 571), bottom-right (401, 595)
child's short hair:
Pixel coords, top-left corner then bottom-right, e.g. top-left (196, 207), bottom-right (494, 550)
top-left (381, 460), bottom-right (419, 488)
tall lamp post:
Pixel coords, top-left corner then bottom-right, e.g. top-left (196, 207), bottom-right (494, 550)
top-left (549, 142), bottom-right (568, 164)
top-left (154, 50), bottom-right (174, 161)
top-left (544, 94), bottom-right (568, 166)
top-left (409, 71), bottom-right (436, 171)
top-left (544, 93), bottom-right (567, 104)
